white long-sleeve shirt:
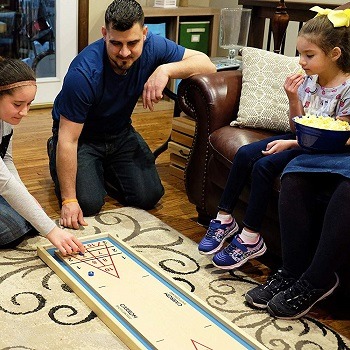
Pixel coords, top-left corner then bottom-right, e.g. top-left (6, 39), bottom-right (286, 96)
top-left (0, 120), bottom-right (55, 236)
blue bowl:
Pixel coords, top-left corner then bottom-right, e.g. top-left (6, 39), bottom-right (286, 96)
top-left (293, 117), bottom-right (350, 153)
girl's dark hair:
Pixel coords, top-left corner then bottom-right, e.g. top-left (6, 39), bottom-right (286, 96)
top-left (299, 15), bottom-right (350, 73)
top-left (105, 0), bottom-right (144, 31)
top-left (0, 57), bottom-right (36, 95)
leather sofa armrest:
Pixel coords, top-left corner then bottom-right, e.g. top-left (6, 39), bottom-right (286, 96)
top-left (177, 70), bottom-right (242, 221)
top-left (177, 70), bottom-right (242, 133)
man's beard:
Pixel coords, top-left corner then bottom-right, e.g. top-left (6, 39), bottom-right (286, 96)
top-left (118, 59), bottom-right (128, 69)
top-left (110, 57), bottom-right (132, 74)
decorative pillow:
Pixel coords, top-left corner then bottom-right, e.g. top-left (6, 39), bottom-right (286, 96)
top-left (230, 47), bottom-right (300, 132)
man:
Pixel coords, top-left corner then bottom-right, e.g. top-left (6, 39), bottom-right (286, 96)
top-left (48, 0), bottom-right (216, 229)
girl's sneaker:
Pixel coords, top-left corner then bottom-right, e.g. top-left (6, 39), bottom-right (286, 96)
top-left (245, 269), bottom-right (296, 308)
top-left (212, 235), bottom-right (266, 270)
top-left (267, 274), bottom-right (339, 319)
top-left (198, 219), bottom-right (239, 255)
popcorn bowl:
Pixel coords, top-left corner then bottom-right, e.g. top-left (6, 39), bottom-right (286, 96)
top-left (293, 116), bottom-right (350, 152)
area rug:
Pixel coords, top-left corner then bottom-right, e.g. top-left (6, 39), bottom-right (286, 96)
top-left (1, 207), bottom-right (349, 350)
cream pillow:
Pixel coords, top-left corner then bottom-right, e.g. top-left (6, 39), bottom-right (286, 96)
top-left (231, 47), bottom-right (300, 132)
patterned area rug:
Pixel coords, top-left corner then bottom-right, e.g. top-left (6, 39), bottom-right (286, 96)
top-left (1, 207), bottom-right (349, 350)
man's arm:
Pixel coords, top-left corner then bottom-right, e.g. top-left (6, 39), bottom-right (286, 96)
top-left (164, 48), bottom-right (216, 79)
top-left (56, 115), bottom-right (87, 229)
top-left (143, 48), bottom-right (216, 110)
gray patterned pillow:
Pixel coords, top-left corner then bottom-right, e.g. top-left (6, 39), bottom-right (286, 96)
top-left (231, 47), bottom-right (300, 132)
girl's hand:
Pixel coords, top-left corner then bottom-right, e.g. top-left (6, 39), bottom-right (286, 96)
top-left (262, 139), bottom-right (299, 155)
top-left (284, 73), bottom-right (305, 100)
top-left (336, 115), bottom-right (350, 124)
top-left (46, 226), bottom-right (85, 256)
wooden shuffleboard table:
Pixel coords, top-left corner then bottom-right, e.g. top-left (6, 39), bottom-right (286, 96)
top-left (38, 233), bottom-right (267, 350)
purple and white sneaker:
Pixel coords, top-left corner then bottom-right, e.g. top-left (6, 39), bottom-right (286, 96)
top-left (213, 234), bottom-right (266, 269)
top-left (198, 219), bottom-right (239, 255)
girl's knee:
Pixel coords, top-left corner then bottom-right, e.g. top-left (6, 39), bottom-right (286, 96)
top-left (251, 158), bottom-right (275, 182)
top-left (236, 145), bottom-right (253, 161)
top-left (0, 220), bottom-right (32, 246)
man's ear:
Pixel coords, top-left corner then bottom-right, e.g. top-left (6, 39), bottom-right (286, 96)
top-left (331, 46), bottom-right (342, 61)
top-left (143, 25), bottom-right (148, 40)
top-left (102, 26), bottom-right (107, 40)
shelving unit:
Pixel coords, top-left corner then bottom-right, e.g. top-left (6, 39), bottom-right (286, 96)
top-left (143, 6), bottom-right (220, 57)
top-left (169, 115), bottom-right (195, 179)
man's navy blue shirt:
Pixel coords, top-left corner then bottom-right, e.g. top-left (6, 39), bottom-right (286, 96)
top-left (52, 32), bottom-right (185, 139)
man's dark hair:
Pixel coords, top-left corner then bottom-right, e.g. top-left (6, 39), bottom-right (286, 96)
top-left (105, 0), bottom-right (144, 31)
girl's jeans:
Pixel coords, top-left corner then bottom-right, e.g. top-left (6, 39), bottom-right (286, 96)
top-left (0, 196), bottom-right (33, 246)
top-left (218, 133), bottom-right (303, 232)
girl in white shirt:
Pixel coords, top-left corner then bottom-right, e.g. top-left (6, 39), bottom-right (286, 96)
top-left (0, 57), bottom-right (85, 256)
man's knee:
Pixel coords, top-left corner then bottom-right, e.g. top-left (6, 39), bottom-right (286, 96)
top-left (78, 196), bottom-right (105, 216)
top-left (127, 185), bottom-right (164, 210)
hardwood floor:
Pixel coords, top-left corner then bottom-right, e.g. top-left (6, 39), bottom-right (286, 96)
top-left (13, 104), bottom-right (205, 242)
top-left (12, 106), bottom-right (350, 341)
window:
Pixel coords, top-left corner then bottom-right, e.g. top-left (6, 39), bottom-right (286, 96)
top-left (0, 0), bottom-right (78, 105)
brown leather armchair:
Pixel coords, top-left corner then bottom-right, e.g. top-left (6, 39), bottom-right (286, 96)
top-left (177, 69), bottom-right (350, 290)
top-left (178, 0), bottom-right (350, 282)
top-left (177, 70), bottom-right (283, 255)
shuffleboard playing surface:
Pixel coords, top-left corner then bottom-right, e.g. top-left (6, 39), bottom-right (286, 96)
top-left (38, 233), bottom-right (267, 350)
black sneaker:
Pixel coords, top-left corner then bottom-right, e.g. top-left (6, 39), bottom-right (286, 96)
top-left (267, 273), bottom-right (339, 319)
top-left (245, 269), bottom-right (296, 309)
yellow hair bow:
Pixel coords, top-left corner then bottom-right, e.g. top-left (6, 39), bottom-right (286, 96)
top-left (310, 6), bottom-right (350, 27)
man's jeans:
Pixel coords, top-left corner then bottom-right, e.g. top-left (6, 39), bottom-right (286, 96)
top-left (0, 196), bottom-right (33, 246)
top-left (48, 125), bottom-right (164, 215)
top-left (218, 133), bottom-right (304, 232)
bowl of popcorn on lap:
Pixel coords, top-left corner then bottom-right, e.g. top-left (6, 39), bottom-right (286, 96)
top-left (293, 114), bottom-right (350, 152)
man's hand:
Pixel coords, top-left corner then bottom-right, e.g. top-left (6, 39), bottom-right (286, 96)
top-left (142, 66), bottom-right (169, 111)
top-left (46, 226), bottom-right (85, 256)
top-left (60, 201), bottom-right (88, 229)
top-left (261, 139), bottom-right (299, 155)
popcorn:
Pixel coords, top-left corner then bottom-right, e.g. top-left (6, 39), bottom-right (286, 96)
top-left (294, 114), bottom-right (350, 131)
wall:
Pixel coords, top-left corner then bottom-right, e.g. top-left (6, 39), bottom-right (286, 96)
top-left (88, 0), bottom-right (239, 53)
top-left (88, 0), bottom-right (214, 43)
top-left (89, 1), bottom-right (110, 43)
top-left (210, 0), bottom-right (238, 9)
top-left (87, 1), bottom-right (345, 55)
top-left (286, 0), bottom-right (343, 4)
top-left (188, 0), bottom-right (209, 5)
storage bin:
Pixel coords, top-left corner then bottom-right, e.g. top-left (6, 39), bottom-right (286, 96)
top-left (145, 23), bottom-right (166, 37)
top-left (179, 21), bottom-right (210, 54)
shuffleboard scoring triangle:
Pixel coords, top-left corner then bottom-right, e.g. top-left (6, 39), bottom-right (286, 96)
top-left (191, 339), bottom-right (214, 350)
top-left (58, 239), bottom-right (120, 278)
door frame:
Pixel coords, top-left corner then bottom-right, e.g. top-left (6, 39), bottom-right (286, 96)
top-left (78, 0), bottom-right (89, 52)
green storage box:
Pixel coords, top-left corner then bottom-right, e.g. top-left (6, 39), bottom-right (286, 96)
top-left (179, 21), bottom-right (210, 54)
